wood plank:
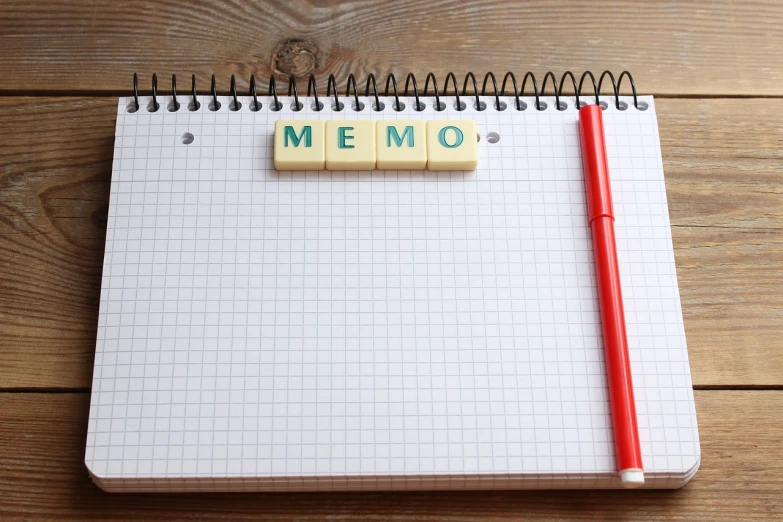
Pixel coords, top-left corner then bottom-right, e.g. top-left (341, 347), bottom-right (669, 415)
top-left (0, 391), bottom-right (780, 520)
top-left (1, 1), bottom-right (782, 96)
top-left (673, 226), bottom-right (783, 386)
top-left (0, 98), bottom-right (114, 390)
top-left (1, 98), bottom-right (782, 390)
top-left (658, 99), bottom-right (783, 386)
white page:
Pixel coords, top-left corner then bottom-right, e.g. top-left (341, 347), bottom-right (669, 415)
top-left (86, 94), bottom-right (699, 491)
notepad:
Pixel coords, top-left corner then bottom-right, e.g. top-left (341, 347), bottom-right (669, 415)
top-left (86, 87), bottom-right (700, 492)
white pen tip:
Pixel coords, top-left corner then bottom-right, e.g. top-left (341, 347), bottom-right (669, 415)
top-left (620, 469), bottom-right (645, 488)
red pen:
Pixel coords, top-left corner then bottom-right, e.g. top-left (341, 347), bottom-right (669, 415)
top-left (579, 104), bottom-right (644, 488)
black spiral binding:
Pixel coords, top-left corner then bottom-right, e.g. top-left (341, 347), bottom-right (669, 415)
top-left (128, 71), bottom-right (642, 113)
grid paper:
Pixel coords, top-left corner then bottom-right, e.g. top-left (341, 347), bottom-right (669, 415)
top-left (86, 94), bottom-right (700, 492)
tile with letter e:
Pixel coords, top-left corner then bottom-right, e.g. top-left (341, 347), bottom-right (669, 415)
top-left (274, 120), bottom-right (325, 170)
top-left (426, 120), bottom-right (478, 171)
top-left (375, 120), bottom-right (427, 170)
top-left (325, 120), bottom-right (376, 170)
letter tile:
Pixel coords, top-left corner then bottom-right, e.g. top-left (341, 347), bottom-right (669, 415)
top-left (325, 120), bottom-right (376, 170)
top-left (274, 120), bottom-right (325, 170)
top-left (375, 120), bottom-right (427, 170)
top-left (426, 120), bottom-right (478, 171)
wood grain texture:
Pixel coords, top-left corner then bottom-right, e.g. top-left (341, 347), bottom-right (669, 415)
top-left (1, 98), bottom-right (782, 390)
top-left (0, 391), bottom-right (779, 520)
top-left (659, 99), bottom-right (783, 386)
top-left (1, 1), bottom-right (783, 95)
top-left (0, 98), bottom-right (113, 390)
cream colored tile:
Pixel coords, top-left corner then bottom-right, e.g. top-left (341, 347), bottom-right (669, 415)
top-left (273, 120), bottom-right (325, 170)
top-left (325, 120), bottom-right (376, 170)
top-left (375, 120), bottom-right (427, 170)
top-left (426, 120), bottom-right (478, 171)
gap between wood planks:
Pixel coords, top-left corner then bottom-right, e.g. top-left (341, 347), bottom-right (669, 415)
top-left (1, 91), bottom-right (782, 99)
top-left (2, 386), bottom-right (783, 394)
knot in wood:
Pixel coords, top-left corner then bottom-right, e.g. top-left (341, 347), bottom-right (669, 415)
top-left (272, 39), bottom-right (319, 78)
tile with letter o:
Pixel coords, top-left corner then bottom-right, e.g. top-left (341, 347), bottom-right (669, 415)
top-left (426, 120), bottom-right (478, 171)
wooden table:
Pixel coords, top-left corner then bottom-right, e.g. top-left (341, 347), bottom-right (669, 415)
top-left (1, 1), bottom-right (782, 519)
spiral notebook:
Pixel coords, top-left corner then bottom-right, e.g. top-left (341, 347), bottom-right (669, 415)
top-left (85, 72), bottom-right (700, 492)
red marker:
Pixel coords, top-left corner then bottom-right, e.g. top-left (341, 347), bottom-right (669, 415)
top-left (579, 104), bottom-right (644, 488)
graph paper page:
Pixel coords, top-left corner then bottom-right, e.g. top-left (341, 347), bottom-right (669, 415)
top-left (86, 95), bottom-right (699, 491)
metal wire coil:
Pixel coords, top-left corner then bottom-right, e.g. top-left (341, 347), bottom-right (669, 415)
top-left (129, 71), bottom-right (641, 113)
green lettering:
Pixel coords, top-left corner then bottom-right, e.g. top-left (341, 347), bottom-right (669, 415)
top-left (338, 126), bottom-right (355, 149)
top-left (438, 126), bottom-right (464, 148)
top-left (284, 125), bottom-right (312, 147)
top-left (387, 125), bottom-right (415, 148)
